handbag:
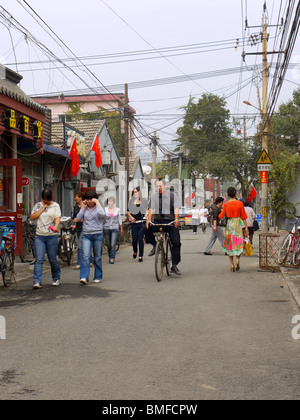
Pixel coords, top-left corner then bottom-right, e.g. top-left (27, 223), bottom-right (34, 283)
top-left (253, 219), bottom-right (259, 232)
top-left (244, 238), bottom-right (254, 256)
top-left (219, 203), bottom-right (227, 227)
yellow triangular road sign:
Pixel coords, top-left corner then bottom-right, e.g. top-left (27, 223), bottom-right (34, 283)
top-left (257, 149), bottom-right (273, 165)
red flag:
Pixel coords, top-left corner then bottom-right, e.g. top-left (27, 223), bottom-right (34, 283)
top-left (248, 186), bottom-right (257, 202)
top-left (69, 137), bottom-right (80, 177)
top-left (91, 133), bottom-right (102, 168)
top-left (185, 191), bottom-right (195, 206)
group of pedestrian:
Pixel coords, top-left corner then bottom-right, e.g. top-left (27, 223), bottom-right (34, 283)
top-left (30, 183), bottom-right (257, 289)
top-left (203, 187), bottom-right (257, 272)
top-left (30, 179), bottom-right (183, 289)
top-left (190, 204), bottom-right (209, 234)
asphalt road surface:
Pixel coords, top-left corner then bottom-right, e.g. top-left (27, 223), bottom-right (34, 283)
top-left (0, 229), bottom-right (299, 400)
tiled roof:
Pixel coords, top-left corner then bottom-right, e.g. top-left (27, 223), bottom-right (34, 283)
top-left (120, 157), bottom-right (141, 178)
top-left (0, 74), bottom-right (47, 114)
top-left (51, 122), bottom-right (65, 148)
top-left (70, 120), bottom-right (105, 150)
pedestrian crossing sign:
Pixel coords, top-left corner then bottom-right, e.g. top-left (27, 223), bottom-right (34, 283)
top-left (256, 149), bottom-right (273, 165)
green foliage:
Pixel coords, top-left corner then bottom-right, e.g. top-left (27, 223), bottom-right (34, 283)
top-left (176, 94), bottom-right (259, 196)
top-left (269, 151), bottom-right (300, 218)
top-left (272, 88), bottom-right (300, 151)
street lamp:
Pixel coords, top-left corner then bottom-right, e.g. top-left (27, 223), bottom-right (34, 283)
top-left (243, 100), bottom-right (262, 115)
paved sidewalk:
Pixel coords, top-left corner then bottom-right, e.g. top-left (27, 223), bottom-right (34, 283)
top-left (280, 266), bottom-right (300, 309)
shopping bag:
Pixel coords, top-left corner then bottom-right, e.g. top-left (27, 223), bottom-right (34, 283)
top-left (244, 238), bottom-right (253, 256)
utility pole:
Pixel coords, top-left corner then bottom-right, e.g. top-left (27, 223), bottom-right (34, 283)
top-left (261, 11), bottom-right (269, 233)
top-left (152, 131), bottom-right (157, 180)
top-left (124, 83), bottom-right (130, 202)
top-left (178, 146), bottom-right (183, 180)
top-left (242, 3), bottom-right (283, 233)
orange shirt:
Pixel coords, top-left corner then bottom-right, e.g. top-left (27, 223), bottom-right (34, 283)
top-left (219, 200), bottom-right (248, 220)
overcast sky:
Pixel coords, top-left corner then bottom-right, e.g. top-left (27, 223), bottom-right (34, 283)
top-left (0, 0), bottom-right (299, 160)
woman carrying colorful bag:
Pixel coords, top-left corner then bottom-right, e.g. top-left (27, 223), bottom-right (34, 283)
top-left (219, 187), bottom-right (248, 272)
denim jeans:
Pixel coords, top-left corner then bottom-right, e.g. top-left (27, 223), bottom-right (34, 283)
top-left (131, 222), bottom-right (145, 257)
top-left (80, 233), bottom-right (103, 281)
top-left (33, 235), bottom-right (61, 285)
top-left (76, 230), bottom-right (83, 265)
top-left (104, 229), bottom-right (119, 259)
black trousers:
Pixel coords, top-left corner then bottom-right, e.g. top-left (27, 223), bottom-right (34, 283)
top-left (145, 221), bottom-right (181, 266)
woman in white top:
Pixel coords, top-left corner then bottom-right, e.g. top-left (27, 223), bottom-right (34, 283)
top-left (190, 204), bottom-right (200, 234)
top-left (242, 200), bottom-right (256, 244)
top-left (104, 197), bottom-right (123, 264)
top-left (199, 205), bottom-right (209, 233)
top-left (30, 189), bottom-right (61, 289)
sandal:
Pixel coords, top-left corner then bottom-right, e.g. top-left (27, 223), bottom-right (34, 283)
top-left (231, 266), bottom-right (236, 272)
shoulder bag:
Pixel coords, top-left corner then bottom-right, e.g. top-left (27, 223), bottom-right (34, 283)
top-left (219, 202), bottom-right (227, 227)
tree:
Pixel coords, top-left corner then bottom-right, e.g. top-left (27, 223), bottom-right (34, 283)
top-left (176, 94), bottom-right (259, 196)
top-left (272, 88), bottom-right (300, 152)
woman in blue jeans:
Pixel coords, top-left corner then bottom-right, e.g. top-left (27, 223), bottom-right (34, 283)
top-left (104, 197), bottom-right (123, 264)
top-left (30, 189), bottom-right (61, 289)
top-left (76, 190), bottom-right (106, 285)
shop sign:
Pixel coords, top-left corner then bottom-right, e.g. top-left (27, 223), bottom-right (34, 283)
top-left (5, 109), bottom-right (17, 130)
top-left (33, 120), bottom-right (43, 139)
top-left (21, 177), bottom-right (30, 187)
top-left (19, 115), bottom-right (30, 135)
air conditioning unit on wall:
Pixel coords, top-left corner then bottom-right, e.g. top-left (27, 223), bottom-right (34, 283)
top-left (108, 160), bottom-right (118, 174)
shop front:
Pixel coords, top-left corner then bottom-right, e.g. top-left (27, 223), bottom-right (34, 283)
top-left (0, 67), bottom-right (46, 256)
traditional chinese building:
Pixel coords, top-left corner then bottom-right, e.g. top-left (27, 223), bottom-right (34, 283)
top-left (0, 66), bottom-right (47, 256)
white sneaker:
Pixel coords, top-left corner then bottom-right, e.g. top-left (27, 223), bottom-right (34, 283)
top-left (80, 278), bottom-right (88, 285)
top-left (52, 280), bottom-right (60, 287)
top-left (93, 279), bottom-right (101, 283)
top-left (33, 282), bottom-right (42, 289)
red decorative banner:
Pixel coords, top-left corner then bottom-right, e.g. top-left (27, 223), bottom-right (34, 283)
top-left (260, 171), bottom-right (268, 184)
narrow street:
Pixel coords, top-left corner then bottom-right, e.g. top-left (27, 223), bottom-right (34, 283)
top-left (0, 228), bottom-right (300, 400)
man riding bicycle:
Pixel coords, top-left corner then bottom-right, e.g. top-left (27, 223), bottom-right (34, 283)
top-left (145, 178), bottom-right (182, 275)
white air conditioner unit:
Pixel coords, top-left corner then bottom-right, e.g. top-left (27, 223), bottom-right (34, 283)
top-left (101, 150), bottom-right (111, 166)
top-left (109, 160), bottom-right (118, 174)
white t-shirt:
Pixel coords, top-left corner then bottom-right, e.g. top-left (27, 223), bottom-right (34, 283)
top-left (31, 202), bottom-right (61, 236)
top-left (243, 206), bottom-right (256, 228)
top-left (190, 208), bottom-right (200, 219)
top-left (199, 208), bottom-right (209, 223)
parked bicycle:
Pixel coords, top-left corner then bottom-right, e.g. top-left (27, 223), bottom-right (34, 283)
top-left (20, 218), bottom-right (36, 264)
top-left (0, 228), bottom-right (15, 287)
top-left (277, 213), bottom-right (300, 266)
top-left (57, 217), bottom-right (76, 266)
top-left (149, 221), bottom-right (173, 282)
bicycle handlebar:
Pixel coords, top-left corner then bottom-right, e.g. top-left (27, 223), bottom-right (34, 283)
top-left (148, 221), bottom-right (175, 227)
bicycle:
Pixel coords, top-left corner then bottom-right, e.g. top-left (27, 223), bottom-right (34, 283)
top-left (57, 217), bottom-right (76, 266)
top-left (0, 228), bottom-right (15, 287)
top-left (20, 218), bottom-right (36, 264)
top-left (149, 221), bottom-right (173, 282)
top-left (277, 213), bottom-right (300, 265)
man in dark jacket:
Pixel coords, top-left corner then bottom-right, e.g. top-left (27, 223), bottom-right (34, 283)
top-left (204, 197), bottom-right (225, 256)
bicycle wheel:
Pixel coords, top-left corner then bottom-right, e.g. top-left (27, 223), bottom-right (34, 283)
top-left (155, 242), bottom-right (165, 282)
top-left (278, 234), bottom-right (292, 264)
top-left (58, 239), bottom-right (68, 263)
top-left (20, 237), bottom-right (35, 263)
top-left (165, 237), bottom-right (172, 276)
top-left (1, 248), bottom-right (15, 287)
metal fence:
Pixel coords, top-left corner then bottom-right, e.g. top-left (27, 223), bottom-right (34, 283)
top-left (259, 233), bottom-right (282, 272)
